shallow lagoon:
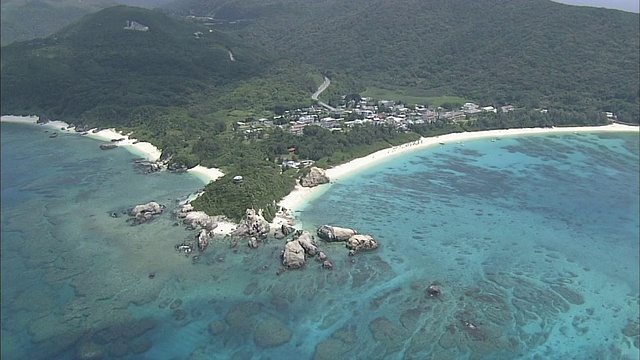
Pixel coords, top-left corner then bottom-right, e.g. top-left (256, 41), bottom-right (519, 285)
top-left (1, 123), bottom-right (638, 359)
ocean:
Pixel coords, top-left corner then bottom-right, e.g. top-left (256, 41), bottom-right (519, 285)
top-left (1, 122), bottom-right (638, 360)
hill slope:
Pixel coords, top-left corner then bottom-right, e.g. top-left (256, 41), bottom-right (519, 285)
top-left (1, 5), bottom-right (313, 125)
top-left (0, 0), bottom-right (177, 46)
top-left (167, 0), bottom-right (640, 122)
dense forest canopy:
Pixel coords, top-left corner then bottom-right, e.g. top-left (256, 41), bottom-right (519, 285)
top-left (0, 0), bottom-right (176, 46)
top-left (167, 0), bottom-right (640, 122)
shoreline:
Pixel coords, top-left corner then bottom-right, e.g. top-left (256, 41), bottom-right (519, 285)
top-left (1, 115), bottom-right (163, 161)
top-left (277, 123), bottom-right (639, 214)
top-left (186, 165), bottom-right (225, 184)
top-left (1, 115), bottom-right (225, 184)
top-left (5, 115), bottom-right (637, 231)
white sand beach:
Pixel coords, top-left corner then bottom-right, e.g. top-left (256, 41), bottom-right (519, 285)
top-left (277, 123), bottom-right (639, 214)
top-left (5, 115), bottom-right (636, 229)
top-left (187, 165), bottom-right (225, 184)
top-left (1, 115), bottom-right (163, 161)
top-left (212, 221), bottom-right (237, 235)
top-left (83, 128), bottom-right (162, 162)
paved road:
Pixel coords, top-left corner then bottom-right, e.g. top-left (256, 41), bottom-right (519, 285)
top-left (312, 76), bottom-right (336, 112)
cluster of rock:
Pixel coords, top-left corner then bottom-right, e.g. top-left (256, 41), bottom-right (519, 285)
top-left (133, 158), bottom-right (164, 174)
top-left (317, 225), bottom-right (379, 255)
top-left (281, 230), bottom-right (334, 270)
top-left (100, 144), bottom-right (118, 150)
top-left (232, 209), bottom-right (270, 239)
top-left (167, 163), bottom-right (189, 173)
top-left (174, 203), bottom-right (220, 254)
top-left (126, 201), bottom-right (165, 225)
top-left (74, 124), bottom-right (91, 133)
top-left (299, 167), bottom-right (330, 187)
top-left (273, 223), bottom-right (296, 240)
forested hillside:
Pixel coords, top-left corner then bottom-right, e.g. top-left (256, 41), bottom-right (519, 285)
top-left (1, 6), bottom-right (316, 122)
top-left (167, 0), bottom-right (640, 122)
top-left (2, 2), bottom-right (636, 220)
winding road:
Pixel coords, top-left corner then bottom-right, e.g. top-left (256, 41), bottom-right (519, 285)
top-left (312, 76), bottom-right (336, 112)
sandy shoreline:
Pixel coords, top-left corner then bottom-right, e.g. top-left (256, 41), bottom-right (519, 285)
top-left (277, 123), bottom-right (639, 213)
top-left (1, 115), bottom-right (163, 161)
top-left (5, 115), bottom-right (637, 231)
top-left (2, 116), bottom-right (223, 182)
top-left (187, 165), bottom-right (225, 184)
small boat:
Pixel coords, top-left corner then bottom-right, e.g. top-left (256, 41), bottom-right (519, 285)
top-left (439, 142), bottom-right (445, 145)
top-left (49, 132), bottom-right (58, 138)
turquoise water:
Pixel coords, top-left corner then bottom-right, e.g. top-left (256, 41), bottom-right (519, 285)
top-left (1, 123), bottom-right (638, 360)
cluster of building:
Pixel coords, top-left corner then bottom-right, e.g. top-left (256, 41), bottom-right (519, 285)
top-left (234, 98), bottom-right (517, 137)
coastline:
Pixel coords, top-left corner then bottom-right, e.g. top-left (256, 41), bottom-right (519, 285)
top-left (186, 165), bottom-right (224, 184)
top-left (0, 115), bottom-right (162, 161)
top-left (5, 115), bottom-right (637, 231)
top-left (278, 123), bottom-right (639, 214)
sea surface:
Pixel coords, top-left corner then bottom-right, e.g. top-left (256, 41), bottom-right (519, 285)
top-left (1, 122), bottom-right (639, 360)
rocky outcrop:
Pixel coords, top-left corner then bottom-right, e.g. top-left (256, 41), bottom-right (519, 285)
top-left (197, 229), bottom-right (214, 252)
top-left (232, 209), bottom-right (270, 237)
top-left (248, 237), bottom-right (259, 249)
top-left (183, 212), bottom-right (218, 231)
top-left (176, 203), bottom-right (219, 231)
top-left (273, 224), bottom-right (296, 240)
top-left (282, 240), bottom-right (305, 269)
top-left (126, 202), bottom-right (165, 225)
top-left (133, 159), bottom-right (163, 174)
top-left (346, 234), bottom-right (379, 252)
top-left (317, 225), bottom-right (357, 242)
top-left (318, 252), bottom-right (328, 262)
top-left (300, 167), bottom-right (330, 187)
top-left (295, 231), bottom-right (318, 256)
top-left (167, 163), bottom-right (188, 173)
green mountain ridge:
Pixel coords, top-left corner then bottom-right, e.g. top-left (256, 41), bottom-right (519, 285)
top-left (168, 0), bottom-right (640, 122)
top-left (2, 6), bottom-right (280, 122)
top-left (0, 0), bottom-right (176, 46)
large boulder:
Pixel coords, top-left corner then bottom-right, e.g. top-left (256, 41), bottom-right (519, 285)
top-left (300, 167), bottom-right (330, 187)
top-left (176, 203), bottom-right (194, 218)
top-left (282, 240), bottom-right (305, 269)
top-left (295, 231), bottom-right (318, 256)
top-left (182, 211), bottom-right (218, 231)
top-left (133, 159), bottom-right (163, 174)
top-left (317, 225), bottom-right (357, 242)
top-left (232, 209), bottom-right (270, 237)
top-left (197, 229), bottom-right (214, 252)
top-left (127, 202), bottom-right (165, 225)
top-left (346, 234), bottom-right (379, 252)
top-left (129, 202), bottom-right (164, 217)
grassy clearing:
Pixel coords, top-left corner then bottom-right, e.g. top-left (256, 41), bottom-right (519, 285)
top-left (361, 87), bottom-right (468, 108)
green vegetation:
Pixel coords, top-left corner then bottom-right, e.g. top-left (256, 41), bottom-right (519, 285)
top-left (361, 87), bottom-right (468, 109)
top-left (1, 0), bottom-right (176, 46)
top-left (190, 150), bottom-right (297, 222)
top-left (169, 0), bottom-right (639, 122)
top-left (1, 0), bottom-right (102, 46)
top-left (1, 2), bottom-right (637, 220)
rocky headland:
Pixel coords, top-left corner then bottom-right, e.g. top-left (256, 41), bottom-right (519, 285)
top-left (300, 167), bottom-right (330, 187)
